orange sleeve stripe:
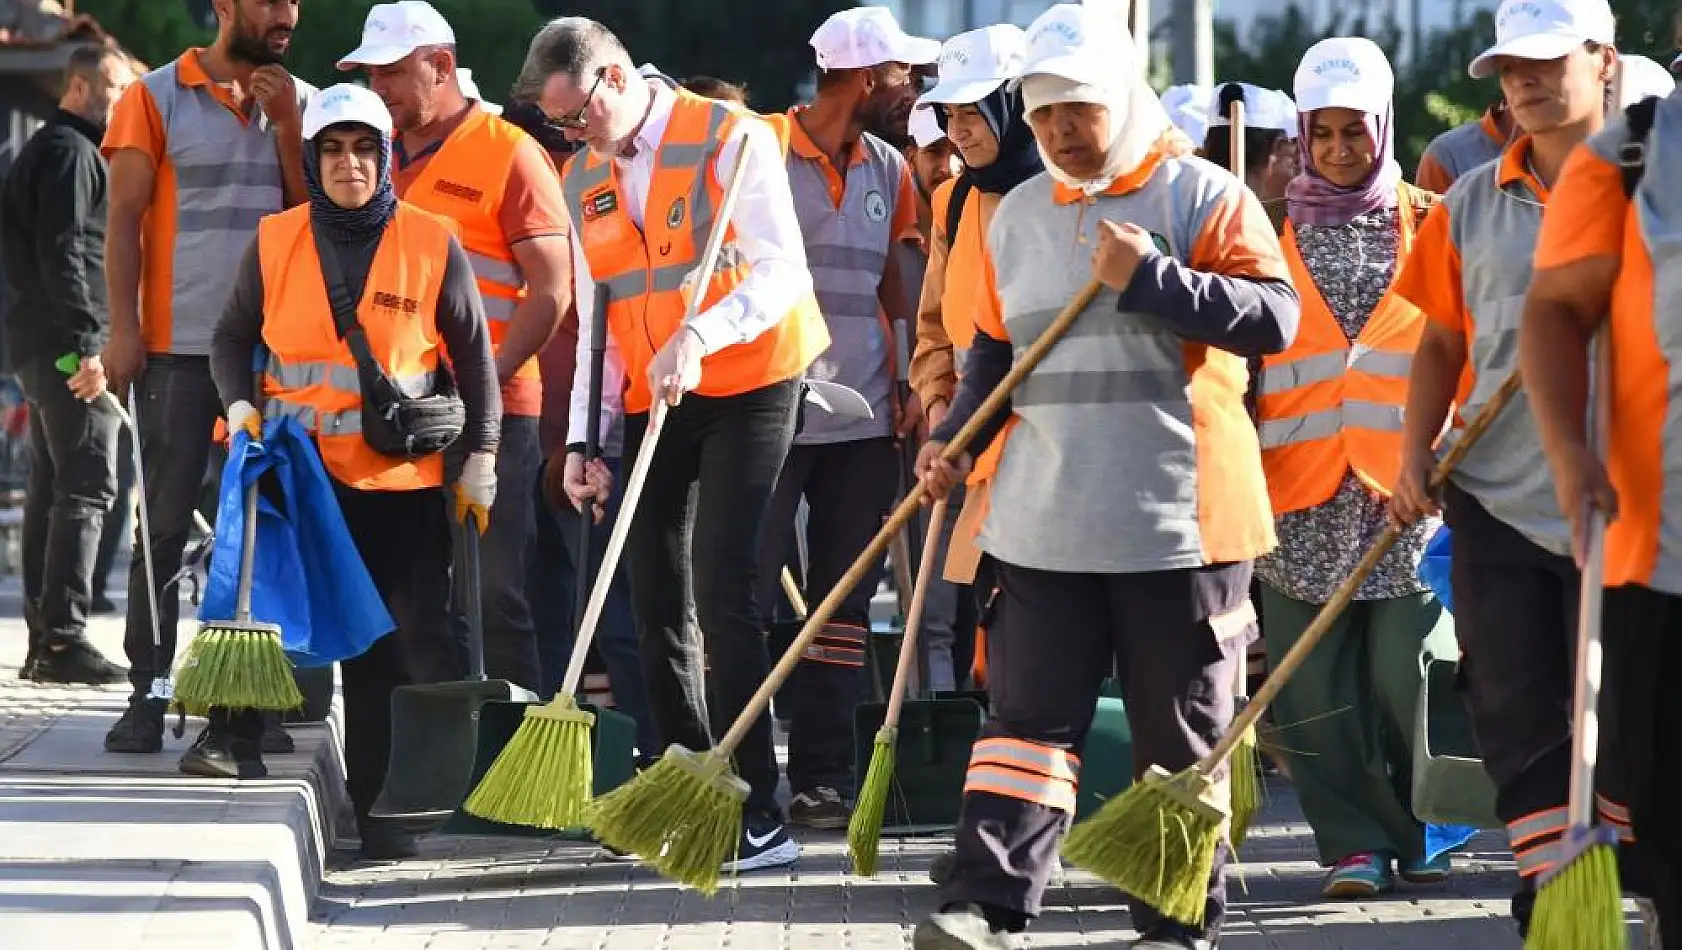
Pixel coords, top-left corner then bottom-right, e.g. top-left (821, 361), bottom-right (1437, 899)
top-left (102, 81), bottom-right (164, 164)
top-left (1392, 201), bottom-right (1469, 335)
top-left (1414, 153), bottom-right (1453, 195)
top-left (1188, 186), bottom-right (1291, 282)
top-left (1533, 147), bottom-right (1626, 271)
top-left (972, 248), bottom-right (1009, 341)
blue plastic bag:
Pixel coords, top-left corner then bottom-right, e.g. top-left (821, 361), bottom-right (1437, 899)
top-left (1418, 524), bottom-right (1454, 614)
top-left (199, 417), bottom-right (394, 666)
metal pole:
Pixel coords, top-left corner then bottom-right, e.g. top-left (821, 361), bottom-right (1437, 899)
top-left (1170, 0), bottom-right (1214, 87)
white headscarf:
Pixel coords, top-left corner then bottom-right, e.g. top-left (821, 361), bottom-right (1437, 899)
top-left (1020, 71), bottom-right (1172, 195)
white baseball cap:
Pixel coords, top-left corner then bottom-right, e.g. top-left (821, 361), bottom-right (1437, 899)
top-left (1009, 2), bottom-right (1138, 91)
top-left (337, 1), bottom-right (455, 71)
top-left (919, 24), bottom-right (1028, 107)
top-left (1294, 37), bottom-right (1394, 115)
top-left (1618, 53), bottom-right (1676, 107)
top-left (1468, 0), bottom-right (1616, 79)
top-left (1207, 82), bottom-right (1297, 133)
top-left (909, 106), bottom-right (946, 148)
top-left (1160, 84), bottom-right (1210, 144)
top-left (456, 69), bottom-right (501, 116)
top-left (303, 83), bottom-right (393, 140)
top-left (810, 7), bottom-right (940, 71)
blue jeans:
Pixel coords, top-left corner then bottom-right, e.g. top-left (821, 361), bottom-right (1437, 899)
top-left (531, 455), bottom-right (660, 759)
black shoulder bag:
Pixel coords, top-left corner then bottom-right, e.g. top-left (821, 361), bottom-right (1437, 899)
top-left (1621, 95), bottom-right (1660, 199)
top-left (310, 220), bottom-right (466, 460)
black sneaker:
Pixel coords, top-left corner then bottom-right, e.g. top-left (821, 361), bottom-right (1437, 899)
top-left (179, 712), bottom-right (267, 780)
top-left (260, 712), bottom-right (295, 754)
top-left (91, 594), bottom-right (118, 615)
top-left (789, 786), bottom-right (851, 830)
top-left (31, 639), bottom-right (127, 686)
top-left (929, 849), bottom-right (957, 886)
top-left (105, 697), bottom-right (168, 753)
top-left (913, 904), bottom-right (1015, 949)
top-left (721, 811), bottom-right (799, 873)
top-left (1132, 922), bottom-right (1212, 950)
top-left (17, 644), bottom-right (40, 680)
top-left (358, 817), bottom-right (419, 860)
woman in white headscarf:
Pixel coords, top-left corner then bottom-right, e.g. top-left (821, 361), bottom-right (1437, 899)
top-left (910, 5), bottom-right (1300, 949)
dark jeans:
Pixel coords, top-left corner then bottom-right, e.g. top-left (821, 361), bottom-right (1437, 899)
top-left (93, 422), bottom-right (135, 600)
top-left (448, 414), bottom-right (541, 688)
top-left (17, 356), bottom-right (120, 646)
top-left (622, 379), bottom-right (800, 816)
top-left (531, 454), bottom-right (661, 758)
top-left (334, 483), bottom-right (459, 818)
top-left (122, 355), bottom-right (222, 696)
top-left (755, 437), bottom-right (900, 797)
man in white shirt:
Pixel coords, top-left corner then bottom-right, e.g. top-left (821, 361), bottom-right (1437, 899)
top-left (514, 15), bottom-right (829, 873)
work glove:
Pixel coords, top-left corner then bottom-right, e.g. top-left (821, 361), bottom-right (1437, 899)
top-left (227, 400), bottom-right (262, 440)
top-left (454, 450), bottom-right (497, 534)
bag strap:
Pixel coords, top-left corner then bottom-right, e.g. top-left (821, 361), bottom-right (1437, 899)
top-left (943, 176), bottom-right (974, 250)
top-left (1621, 95), bottom-right (1660, 199)
top-left (309, 220), bottom-right (385, 379)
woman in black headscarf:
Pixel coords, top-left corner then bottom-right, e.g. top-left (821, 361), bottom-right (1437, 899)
top-left (209, 83), bottom-right (500, 861)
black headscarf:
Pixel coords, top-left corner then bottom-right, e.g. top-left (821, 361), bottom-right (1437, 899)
top-left (303, 121), bottom-right (399, 243)
top-left (935, 84), bottom-right (1042, 195)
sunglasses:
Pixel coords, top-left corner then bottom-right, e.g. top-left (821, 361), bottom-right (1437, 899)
top-left (556, 69), bottom-right (605, 131)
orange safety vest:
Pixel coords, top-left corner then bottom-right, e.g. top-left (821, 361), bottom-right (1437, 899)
top-left (257, 203), bottom-right (455, 491)
top-left (401, 109), bottom-right (540, 388)
top-left (561, 95), bottom-right (828, 415)
top-left (1256, 186), bottom-right (1429, 514)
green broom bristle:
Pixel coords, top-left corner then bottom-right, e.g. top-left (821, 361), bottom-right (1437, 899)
top-left (587, 746), bottom-right (748, 896)
top-left (848, 726), bottom-right (898, 877)
top-left (1061, 764), bottom-right (1227, 927)
top-left (173, 626), bottom-right (303, 713)
top-left (1229, 725), bottom-right (1261, 852)
top-left (463, 698), bottom-right (596, 829)
top-left (1526, 832), bottom-right (1626, 950)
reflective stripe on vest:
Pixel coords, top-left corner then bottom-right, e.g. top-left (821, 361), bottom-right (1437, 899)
top-left (1438, 155), bottom-right (1571, 555)
top-left (561, 97), bottom-right (828, 415)
top-left (141, 61), bottom-right (294, 356)
top-left (1256, 196), bottom-right (1424, 514)
top-left (981, 167), bottom-right (1274, 572)
top-left (401, 109), bottom-right (536, 379)
top-left (256, 202), bottom-right (452, 491)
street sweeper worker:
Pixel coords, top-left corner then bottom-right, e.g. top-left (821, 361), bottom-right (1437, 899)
top-left (747, 4), bottom-right (934, 834)
top-left (514, 15), bottom-right (829, 873)
top-left (909, 5), bottom-right (1300, 948)
top-left (907, 106), bottom-right (960, 242)
top-left (1387, 0), bottom-right (1622, 934)
top-left (99, 0), bottom-right (314, 775)
top-left (337, 0), bottom-right (572, 695)
top-left (1253, 37), bottom-right (1461, 900)
top-left (1414, 97), bottom-right (1515, 194)
top-left (1201, 82), bottom-right (1298, 210)
top-left (209, 83), bottom-right (501, 859)
top-left (1520, 54), bottom-right (1682, 948)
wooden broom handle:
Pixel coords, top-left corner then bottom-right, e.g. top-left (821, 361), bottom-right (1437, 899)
top-left (1201, 369), bottom-right (1524, 770)
top-left (718, 279), bottom-right (1105, 754)
top-left (1228, 99), bottom-right (1246, 183)
top-left (885, 498), bottom-right (948, 728)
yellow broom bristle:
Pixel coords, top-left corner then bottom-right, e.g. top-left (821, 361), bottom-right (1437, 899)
top-left (463, 700), bottom-right (595, 829)
top-left (173, 626), bottom-right (303, 713)
top-left (587, 746), bottom-right (748, 896)
top-left (848, 727), bottom-right (898, 877)
top-left (1229, 725), bottom-right (1262, 852)
top-left (1526, 835), bottom-right (1626, 950)
top-left (1061, 765), bottom-right (1226, 927)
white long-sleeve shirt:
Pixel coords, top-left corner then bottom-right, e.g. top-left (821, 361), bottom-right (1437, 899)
top-left (566, 82), bottom-right (813, 448)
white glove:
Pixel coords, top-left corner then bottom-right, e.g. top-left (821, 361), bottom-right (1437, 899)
top-left (227, 400), bottom-right (261, 440)
top-left (453, 450), bottom-right (497, 533)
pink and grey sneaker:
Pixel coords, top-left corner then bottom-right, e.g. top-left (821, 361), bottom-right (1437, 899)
top-left (1321, 852), bottom-right (1395, 898)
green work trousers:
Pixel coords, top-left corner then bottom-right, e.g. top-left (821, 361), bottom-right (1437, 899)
top-left (1260, 584), bottom-right (1458, 866)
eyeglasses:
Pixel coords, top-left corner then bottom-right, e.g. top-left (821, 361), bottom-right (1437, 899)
top-left (556, 70), bottom-right (604, 131)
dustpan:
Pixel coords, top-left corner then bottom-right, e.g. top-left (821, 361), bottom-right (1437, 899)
top-left (1411, 649), bottom-right (1501, 829)
top-left (368, 526), bottom-right (537, 824)
top-left (1077, 677), bottom-right (1134, 820)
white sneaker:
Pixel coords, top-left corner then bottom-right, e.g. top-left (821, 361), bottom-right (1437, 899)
top-left (722, 813), bottom-right (799, 873)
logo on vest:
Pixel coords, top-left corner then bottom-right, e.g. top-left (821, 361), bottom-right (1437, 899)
top-left (1149, 232), bottom-right (1170, 256)
top-left (371, 291), bottom-right (421, 315)
top-left (667, 196), bottom-right (686, 229)
top-left (584, 188), bottom-right (619, 222)
top-left (865, 189), bottom-right (888, 223)
top-left (433, 179), bottom-right (484, 203)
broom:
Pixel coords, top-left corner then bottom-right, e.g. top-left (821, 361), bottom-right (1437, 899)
top-left (850, 496), bottom-right (949, 876)
top-left (173, 477), bottom-right (303, 712)
top-left (1525, 333), bottom-right (1623, 950)
top-left (466, 132), bottom-right (755, 830)
top-left (589, 278), bottom-right (1106, 895)
top-left (1063, 369), bottom-right (1525, 926)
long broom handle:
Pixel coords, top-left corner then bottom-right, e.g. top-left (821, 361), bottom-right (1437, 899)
top-left (116, 389), bottom-right (165, 660)
top-left (718, 279), bottom-right (1105, 755)
top-left (234, 479), bottom-right (260, 624)
top-left (556, 130), bottom-right (756, 700)
top-left (885, 498), bottom-right (948, 728)
top-left (1200, 368), bottom-right (1524, 770)
top-left (572, 291), bottom-right (610, 637)
top-left (781, 566), bottom-right (808, 619)
top-left (1228, 98), bottom-right (1246, 184)
top-left (1567, 331), bottom-right (1613, 828)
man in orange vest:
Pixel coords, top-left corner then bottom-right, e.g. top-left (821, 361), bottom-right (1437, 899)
top-left (338, 1), bottom-right (571, 693)
top-left (515, 15), bottom-right (829, 873)
top-left (209, 83), bottom-right (501, 858)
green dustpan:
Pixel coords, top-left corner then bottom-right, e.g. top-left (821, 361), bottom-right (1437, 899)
top-left (369, 527), bottom-right (537, 825)
top-left (1411, 653), bottom-right (1501, 829)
